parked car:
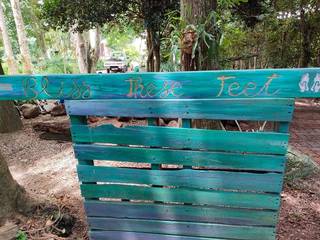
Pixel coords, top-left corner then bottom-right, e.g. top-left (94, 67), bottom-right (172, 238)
top-left (104, 51), bottom-right (128, 73)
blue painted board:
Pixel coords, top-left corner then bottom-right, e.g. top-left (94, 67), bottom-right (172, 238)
top-left (77, 165), bottom-right (283, 193)
top-left (65, 98), bottom-right (294, 121)
top-left (71, 124), bottom-right (289, 154)
top-left (0, 68), bottom-right (319, 100)
top-left (74, 144), bottom-right (286, 172)
top-left (90, 231), bottom-right (231, 240)
top-left (80, 184), bottom-right (280, 210)
top-left (88, 217), bottom-right (275, 240)
top-left (84, 201), bottom-right (278, 226)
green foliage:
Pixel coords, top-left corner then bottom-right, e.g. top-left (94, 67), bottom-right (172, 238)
top-left (218, 0), bottom-right (248, 8)
top-left (162, 9), bottom-right (222, 70)
top-left (34, 55), bottom-right (78, 74)
top-left (41, 0), bottom-right (136, 32)
top-left (103, 24), bottom-right (142, 65)
top-left (16, 230), bottom-right (27, 240)
top-left (218, 0), bottom-right (320, 69)
top-left (104, 25), bottom-right (137, 50)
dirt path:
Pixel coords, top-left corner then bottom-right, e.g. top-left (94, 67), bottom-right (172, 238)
top-left (0, 115), bottom-right (87, 239)
top-left (290, 100), bottom-right (320, 165)
top-left (0, 109), bottom-right (319, 239)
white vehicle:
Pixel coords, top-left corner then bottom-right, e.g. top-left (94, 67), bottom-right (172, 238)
top-left (104, 51), bottom-right (128, 73)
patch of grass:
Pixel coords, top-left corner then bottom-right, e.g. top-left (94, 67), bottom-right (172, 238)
top-left (285, 147), bottom-right (320, 188)
top-left (16, 230), bottom-right (27, 240)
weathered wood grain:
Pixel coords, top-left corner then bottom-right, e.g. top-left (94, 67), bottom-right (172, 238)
top-left (88, 217), bottom-right (275, 240)
top-left (71, 124), bottom-right (289, 154)
top-left (84, 201), bottom-right (278, 226)
top-left (77, 165), bottom-right (283, 193)
top-left (90, 231), bottom-right (230, 240)
top-left (75, 144), bottom-right (286, 172)
top-left (80, 184), bottom-right (280, 210)
top-left (65, 98), bottom-right (294, 121)
top-left (0, 68), bottom-right (319, 100)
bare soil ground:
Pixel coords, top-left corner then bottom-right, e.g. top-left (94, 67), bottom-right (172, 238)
top-left (0, 115), bottom-right (88, 239)
top-left (0, 113), bottom-right (319, 240)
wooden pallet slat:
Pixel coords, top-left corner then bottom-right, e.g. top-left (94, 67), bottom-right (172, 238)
top-left (71, 124), bottom-right (289, 154)
top-left (80, 184), bottom-right (280, 210)
top-left (77, 165), bottom-right (283, 193)
top-left (85, 201), bottom-right (278, 226)
top-left (65, 98), bottom-right (294, 121)
top-left (75, 144), bottom-right (286, 172)
top-left (90, 231), bottom-right (231, 240)
top-left (88, 217), bottom-right (275, 240)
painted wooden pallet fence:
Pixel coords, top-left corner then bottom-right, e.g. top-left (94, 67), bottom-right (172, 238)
top-left (2, 68), bottom-right (318, 239)
top-left (65, 95), bottom-right (291, 240)
top-left (0, 68), bottom-right (320, 100)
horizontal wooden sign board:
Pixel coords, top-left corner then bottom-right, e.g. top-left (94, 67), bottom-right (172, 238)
top-left (0, 68), bottom-right (319, 100)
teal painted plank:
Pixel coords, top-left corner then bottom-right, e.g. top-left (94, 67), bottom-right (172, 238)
top-left (77, 165), bottom-right (283, 193)
top-left (85, 201), bottom-right (278, 226)
top-left (182, 119), bottom-right (191, 128)
top-left (71, 125), bottom-right (289, 154)
top-left (65, 98), bottom-right (294, 121)
top-left (74, 144), bottom-right (286, 172)
top-left (70, 116), bottom-right (93, 166)
top-left (278, 122), bottom-right (290, 133)
top-left (0, 68), bottom-right (319, 100)
top-left (80, 184), bottom-right (280, 210)
top-left (148, 118), bottom-right (161, 170)
top-left (88, 217), bottom-right (275, 240)
top-left (90, 231), bottom-right (229, 240)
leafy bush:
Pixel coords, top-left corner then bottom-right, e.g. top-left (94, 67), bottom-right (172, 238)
top-left (34, 56), bottom-right (78, 74)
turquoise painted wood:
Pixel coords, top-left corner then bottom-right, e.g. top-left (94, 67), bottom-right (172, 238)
top-left (77, 165), bottom-right (283, 193)
top-left (90, 231), bottom-right (230, 240)
top-left (71, 124), bottom-right (289, 154)
top-left (84, 201), bottom-right (278, 226)
top-left (75, 144), bottom-right (286, 172)
top-left (90, 231), bottom-right (233, 240)
top-left (65, 98), bottom-right (294, 121)
top-left (80, 184), bottom-right (280, 210)
top-left (0, 68), bottom-right (320, 100)
top-left (87, 217), bottom-right (275, 240)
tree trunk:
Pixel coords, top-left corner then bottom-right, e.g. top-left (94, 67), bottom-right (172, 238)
top-left (181, 0), bottom-right (218, 71)
top-left (29, 0), bottom-right (48, 59)
top-left (0, 62), bottom-right (22, 133)
top-left (74, 28), bottom-right (101, 74)
top-left (0, 101), bottom-right (22, 133)
top-left (0, 1), bottom-right (18, 74)
top-left (146, 29), bottom-right (160, 72)
top-left (299, 4), bottom-right (311, 68)
top-left (181, 0), bottom-right (220, 129)
top-left (75, 32), bottom-right (88, 73)
top-left (146, 29), bottom-right (154, 72)
top-left (87, 27), bottom-right (101, 73)
top-left (10, 0), bottom-right (33, 74)
top-left (0, 151), bottom-right (34, 223)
